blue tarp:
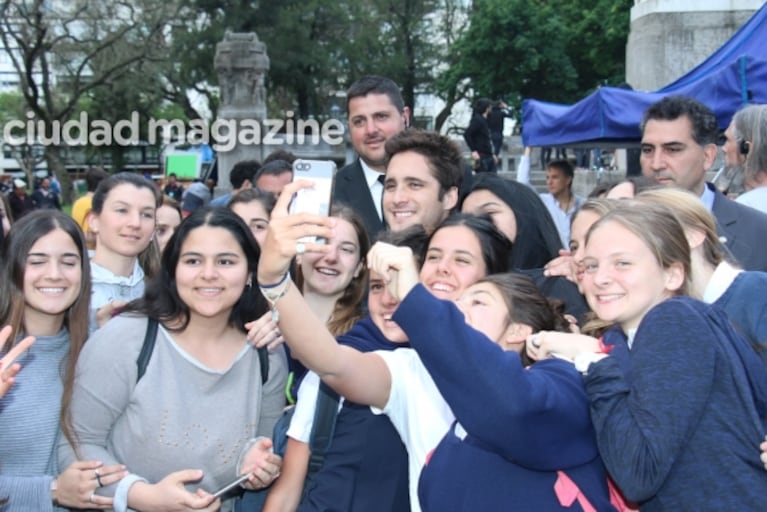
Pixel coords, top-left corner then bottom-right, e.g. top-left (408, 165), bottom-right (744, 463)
top-left (521, 3), bottom-right (767, 146)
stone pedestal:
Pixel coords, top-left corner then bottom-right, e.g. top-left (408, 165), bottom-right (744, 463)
top-left (626, 0), bottom-right (761, 91)
top-left (214, 31), bottom-right (270, 191)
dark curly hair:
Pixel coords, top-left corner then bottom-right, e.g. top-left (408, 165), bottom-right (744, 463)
top-left (384, 128), bottom-right (464, 200)
top-left (641, 95), bottom-right (719, 146)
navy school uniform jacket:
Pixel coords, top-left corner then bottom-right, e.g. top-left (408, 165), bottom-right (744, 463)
top-left (298, 316), bottom-right (410, 512)
top-left (394, 285), bottom-right (616, 511)
top-left (589, 297), bottom-right (767, 511)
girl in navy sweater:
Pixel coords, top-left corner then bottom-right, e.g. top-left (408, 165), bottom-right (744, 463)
top-left (530, 203), bottom-right (767, 511)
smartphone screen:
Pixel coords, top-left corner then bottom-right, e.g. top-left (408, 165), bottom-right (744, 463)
top-left (289, 159), bottom-right (337, 243)
top-left (212, 473), bottom-right (250, 499)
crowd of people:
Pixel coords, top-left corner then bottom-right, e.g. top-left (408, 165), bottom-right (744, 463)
top-left (0, 75), bottom-right (766, 512)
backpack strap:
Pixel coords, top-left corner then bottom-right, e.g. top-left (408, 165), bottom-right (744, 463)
top-left (257, 346), bottom-right (269, 385)
top-left (136, 318), bottom-right (269, 385)
top-left (306, 380), bottom-right (340, 476)
top-left (136, 318), bottom-right (159, 383)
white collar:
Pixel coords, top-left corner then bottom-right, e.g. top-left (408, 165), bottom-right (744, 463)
top-left (360, 159), bottom-right (385, 190)
top-left (703, 261), bottom-right (743, 304)
top-left (626, 328), bottom-right (637, 350)
top-left (90, 259), bottom-right (145, 286)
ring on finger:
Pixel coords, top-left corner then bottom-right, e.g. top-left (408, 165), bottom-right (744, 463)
top-left (89, 491), bottom-right (96, 504)
top-left (296, 241), bottom-right (306, 255)
top-left (96, 473), bottom-right (103, 487)
top-left (531, 334), bottom-right (541, 348)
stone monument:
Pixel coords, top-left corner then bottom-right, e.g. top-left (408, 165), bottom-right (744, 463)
top-left (626, 0), bottom-right (761, 91)
top-left (214, 31), bottom-right (270, 192)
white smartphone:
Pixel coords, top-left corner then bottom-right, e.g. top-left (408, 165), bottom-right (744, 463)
top-left (289, 159), bottom-right (337, 243)
top-left (212, 473), bottom-right (251, 499)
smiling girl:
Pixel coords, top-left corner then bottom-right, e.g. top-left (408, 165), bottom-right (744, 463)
top-left (62, 208), bottom-right (288, 512)
top-left (87, 173), bottom-right (160, 332)
top-left (532, 203), bottom-right (767, 510)
top-left (0, 211), bottom-right (126, 511)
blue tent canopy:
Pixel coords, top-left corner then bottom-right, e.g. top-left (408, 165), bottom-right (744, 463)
top-left (521, 3), bottom-right (767, 146)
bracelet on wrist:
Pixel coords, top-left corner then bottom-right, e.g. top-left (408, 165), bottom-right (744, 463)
top-left (51, 477), bottom-right (59, 506)
top-left (259, 272), bottom-right (289, 290)
top-left (259, 275), bottom-right (291, 323)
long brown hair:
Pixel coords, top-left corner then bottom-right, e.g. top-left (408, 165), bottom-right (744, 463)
top-left (0, 210), bottom-right (91, 449)
top-left (637, 187), bottom-right (727, 269)
top-left (479, 273), bottom-right (571, 366)
top-left (585, 202), bottom-right (691, 318)
top-left (295, 205), bottom-right (370, 336)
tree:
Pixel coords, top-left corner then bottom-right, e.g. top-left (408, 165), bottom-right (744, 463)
top-left (550, 0), bottom-right (633, 93)
top-left (0, 91), bottom-right (44, 186)
top-left (0, 0), bottom-right (183, 201)
top-left (445, 0), bottom-right (632, 120)
top-left (433, 0), bottom-right (472, 132)
top-left (0, 90), bottom-right (26, 123)
top-left (163, 0), bottom-right (444, 120)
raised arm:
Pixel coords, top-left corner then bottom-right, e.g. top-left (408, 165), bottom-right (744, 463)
top-left (393, 285), bottom-right (595, 470)
top-left (516, 146), bottom-right (533, 187)
top-left (365, 244), bottom-right (596, 469)
top-left (257, 181), bottom-right (392, 410)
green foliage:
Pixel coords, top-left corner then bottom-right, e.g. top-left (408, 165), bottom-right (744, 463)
top-left (171, 0), bottom-right (442, 117)
top-left (447, 0), bottom-right (631, 116)
top-left (0, 91), bottom-right (26, 124)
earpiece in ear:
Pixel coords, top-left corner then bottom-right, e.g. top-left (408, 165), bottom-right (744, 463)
top-left (739, 139), bottom-right (750, 155)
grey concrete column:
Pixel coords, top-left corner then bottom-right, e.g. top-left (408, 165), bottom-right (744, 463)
top-left (214, 31), bottom-right (270, 192)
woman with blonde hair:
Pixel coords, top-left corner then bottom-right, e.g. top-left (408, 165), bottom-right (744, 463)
top-left (637, 187), bottom-right (767, 362)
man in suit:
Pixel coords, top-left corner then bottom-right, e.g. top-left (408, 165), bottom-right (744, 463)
top-left (333, 76), bottom-right (410, 240)
top-left (640, 95), bottom-right (767, 271)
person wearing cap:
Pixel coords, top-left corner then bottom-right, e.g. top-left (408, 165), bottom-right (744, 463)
top-left (180, 179), bottom-right (212, 217)
top-left (9, 179), bottom-right (34, 220)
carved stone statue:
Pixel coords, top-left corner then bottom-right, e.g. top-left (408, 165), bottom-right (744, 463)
top-left (215, 31), bottom-right (269, 115)
top-left (214, 31), bottom-right (270, 187)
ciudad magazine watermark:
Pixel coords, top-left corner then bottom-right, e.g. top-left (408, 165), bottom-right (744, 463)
top-left (1, 111), bottom-right (346, 150)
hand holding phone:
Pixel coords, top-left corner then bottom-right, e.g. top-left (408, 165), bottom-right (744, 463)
top-left (212, 473), bottom-right (251, 498)
top-left (289, 159), bottom-right (337, 244)
top-left (289, 159), bottom-right (336, 217)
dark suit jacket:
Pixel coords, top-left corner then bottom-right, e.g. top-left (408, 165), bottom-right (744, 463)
top-left (333, 160), bottom-right (384, 241)
top-left (710, 183), bottom-right (767, 272)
